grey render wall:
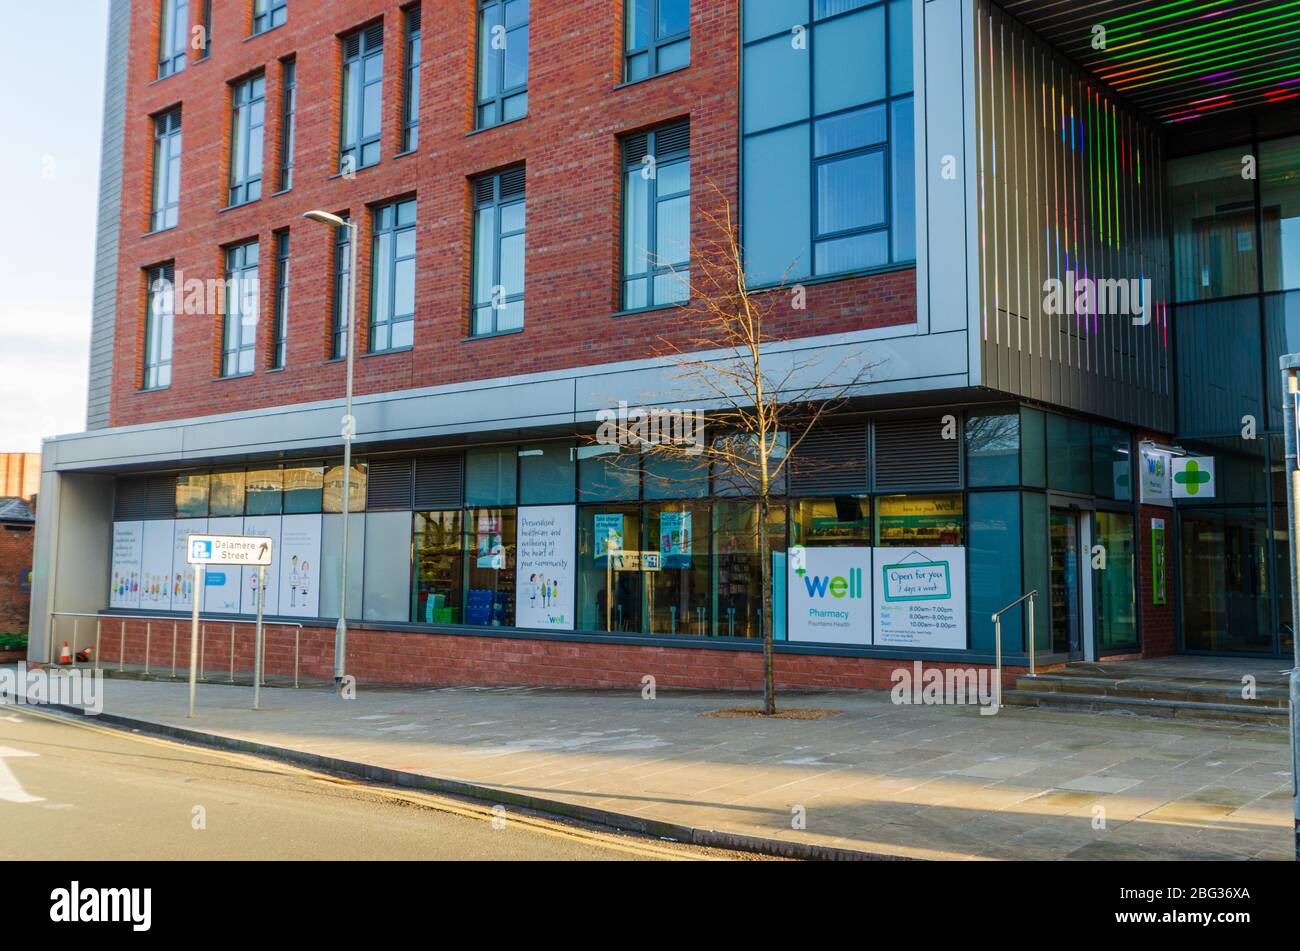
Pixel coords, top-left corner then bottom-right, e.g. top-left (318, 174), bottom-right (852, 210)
top-left (85, 0), bottom-right (132, 430)
top-left (971, 0), bottom-right (1174, 433)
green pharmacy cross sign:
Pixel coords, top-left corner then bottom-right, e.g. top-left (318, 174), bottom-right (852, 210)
top-left (1172, 457), bottom-right (1215, 499)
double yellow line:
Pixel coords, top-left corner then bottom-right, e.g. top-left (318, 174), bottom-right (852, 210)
top-left (19, 707), bottom-right (717, 862)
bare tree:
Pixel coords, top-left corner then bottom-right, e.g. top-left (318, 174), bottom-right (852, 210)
top-left (593, 182), bottom-right (877, 715)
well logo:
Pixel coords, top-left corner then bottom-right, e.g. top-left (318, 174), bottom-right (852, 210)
top-left (799, 567), bottom-right (864, 600)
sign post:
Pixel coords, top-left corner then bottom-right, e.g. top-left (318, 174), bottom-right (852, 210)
top-left (1280, 354), bottom-right (1300, 861)
top-left (186, 534), bottom-right (274, 718)
top-left (253, 565), bottom-right (266, 711)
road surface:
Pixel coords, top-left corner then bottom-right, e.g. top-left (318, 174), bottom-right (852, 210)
top-left (0, 708), bottom-right (754, 860)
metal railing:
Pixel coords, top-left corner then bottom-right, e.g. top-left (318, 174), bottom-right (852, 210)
top-left (46, 612), bottom-right (305, 689)
top-left (989, 590), bottom-right (1038, 712)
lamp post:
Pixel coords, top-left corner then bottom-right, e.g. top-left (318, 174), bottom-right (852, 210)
top-left (303, 210), bottom-right (358, 688)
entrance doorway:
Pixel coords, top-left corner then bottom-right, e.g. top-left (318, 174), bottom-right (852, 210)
top-left (1049, 509), bottom-right (1085, 658)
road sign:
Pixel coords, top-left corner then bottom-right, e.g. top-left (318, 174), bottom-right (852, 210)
top-left (186, 534), bottom-right (274, 567)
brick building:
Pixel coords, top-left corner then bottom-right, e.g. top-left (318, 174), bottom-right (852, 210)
top-left (0, 454), bottom-right (40, 504)
top-left (27, 0), bottom-right (1300, 685)
top-left (0, 499), bottom-right (35, 633)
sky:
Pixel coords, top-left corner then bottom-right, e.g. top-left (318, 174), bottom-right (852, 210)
top-left (0, 2), bottom-right (108, 452)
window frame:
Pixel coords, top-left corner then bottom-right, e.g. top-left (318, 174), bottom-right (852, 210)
top-left (402, 7), bottom-right (421, 152)
top-left (624, 0), bottom-right (690, 83)
top-left (331, 219), bottom-right (352, 359)
top-left (339, 25), bottom-right (385, 173)
top-left (150, 109), bottom-right (183, 233)
top-left (228, 73), bottom-right (266, 207)
top-left (143, 264), bottom-right (175, 390)
top-left (251, 0), bottom-right (287, 35)
top-left (279, 59), bottom-right (296, 192)
top-left (272, 230), bottom-right (290, 369)
top-left (471, 169), bottom-right (526, 337)
top-left (621, 123), bottom-right (691, 312)
top-left (222, 240), bottom-right (260, 378)
top-left (158, 0), bottom-right (189, 79)
top-left (475, 0), bottom-right (529, 130)
top-left (740, 0), bottom-right (916, 286)
top-left (369, 198), bottom-right (418, 353)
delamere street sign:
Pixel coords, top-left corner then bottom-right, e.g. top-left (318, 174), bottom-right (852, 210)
top-left (187, 534), bottom-right (274, 567)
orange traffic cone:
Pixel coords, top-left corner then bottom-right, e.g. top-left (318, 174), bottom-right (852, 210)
top-left (59, 641), bottom-right (71, 664)
top-left (76, 646), bottom-right (94, 663)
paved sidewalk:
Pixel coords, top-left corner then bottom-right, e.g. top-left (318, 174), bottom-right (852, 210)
top-left (27, 670), bottom-right (1297, 860)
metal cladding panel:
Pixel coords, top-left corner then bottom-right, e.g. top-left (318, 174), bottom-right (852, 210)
top-left (87, 0), bottom-right (130, 430)
top-left (413, 454), bottom-right (464, 510)
top-left (366, 458), bottom-right (414, 511)
top-left (789, 421), bottom-right (869, 496)
top-left (972, 0), bottom-right (1173, 431)
top-left (873, 415), bottom-right (962, 491)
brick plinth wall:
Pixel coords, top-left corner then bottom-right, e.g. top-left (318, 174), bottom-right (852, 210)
top-left (88, 617), bottom-right (1024, 691)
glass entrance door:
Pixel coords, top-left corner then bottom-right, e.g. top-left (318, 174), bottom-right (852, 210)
top-left (1050, 510), bottom-right (1082, 655)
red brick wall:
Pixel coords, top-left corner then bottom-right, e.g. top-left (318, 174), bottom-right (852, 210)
top-left (111, 0), bottom-right (916, 429)
top-left (1137, 505), bottom-right (1176, 657)
top-left (90, 617), bottom-right (1025, 691)
top-left (0, 525), bottom-right (34, 632)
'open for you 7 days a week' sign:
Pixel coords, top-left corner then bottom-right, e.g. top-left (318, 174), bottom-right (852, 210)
top-left (874, 548), bottom-right (967, 650)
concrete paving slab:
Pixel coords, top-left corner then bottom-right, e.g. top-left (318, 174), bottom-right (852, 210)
top-left (19, 667), bottom-right (1294, 861)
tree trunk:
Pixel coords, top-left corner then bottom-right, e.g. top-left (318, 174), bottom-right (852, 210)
top-left (759, 494), bottom-right (775, 715)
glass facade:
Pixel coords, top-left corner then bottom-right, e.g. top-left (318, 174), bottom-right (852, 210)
top-left (1168, 135), bottom-right (1299, 656)
top-left (741, 0), bottom-right (915, 286)
top-left (112, 409), bottom-right (1150, 660)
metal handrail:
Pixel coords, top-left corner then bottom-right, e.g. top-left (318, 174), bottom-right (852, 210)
top-left (989, 590), bottom-right (1039, 713)
top-left (47, 611), bottom-right (305, 690)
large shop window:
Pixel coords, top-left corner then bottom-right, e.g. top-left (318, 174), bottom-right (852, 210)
top-left (875, 493), bottom-right (963, 547)
top-left (1180, 507), bottom-right (1272, 652)
top-left (713, 502), bottom-right (787, 639)
top-left (324, 463), bottom-right (367, 513)
top-left (967, 492), bottom-right (1021, 654)
top-left (519, 443), bottom-right (575, 505)
top-left (413, 510), bottom-right (464, 624)
top-left (791, 497), bottom-right (870, 546)
top-left (467, 508), bottom-right (516, 626)
top-left (578, 505), bottom-right (643, 632)
top-left (965, 412), bottom-right (1019, 487)
top-left (645, 501), bottom-right (709, 635)
top-left (741, 0), bottom-right (914, 286)
top-left (1094, 512), bottom-right (1136, 650)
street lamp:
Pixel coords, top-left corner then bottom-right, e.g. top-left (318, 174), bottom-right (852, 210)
top-left (303, 209), bottom-right (358, 688)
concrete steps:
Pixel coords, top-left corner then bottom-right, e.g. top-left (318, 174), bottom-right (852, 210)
top-left (1004, 671), bottom-right (1290, 727)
